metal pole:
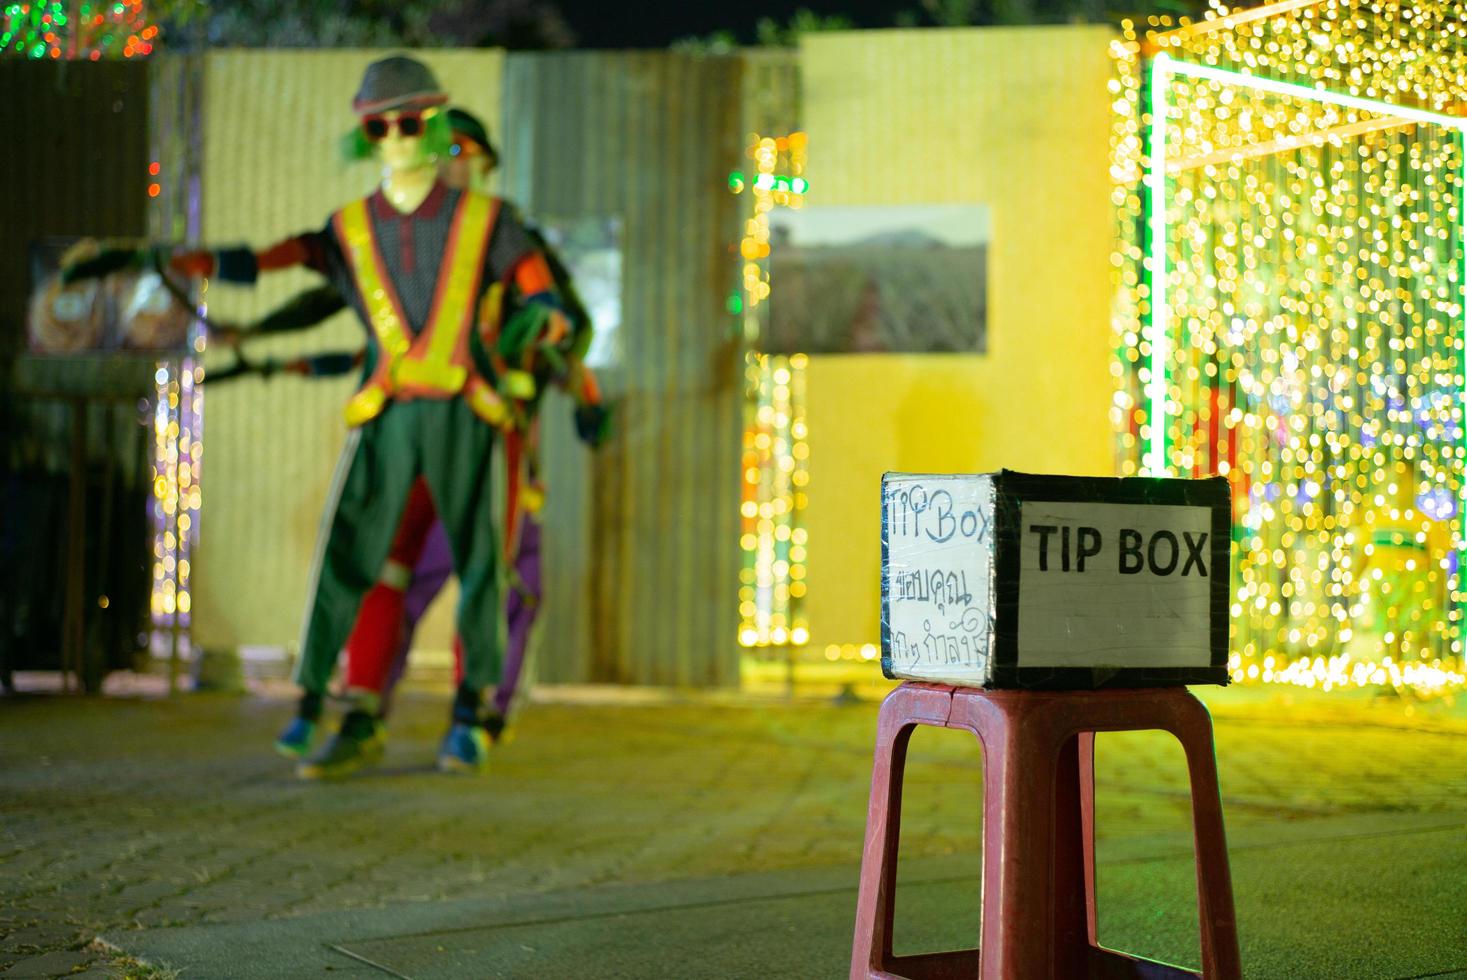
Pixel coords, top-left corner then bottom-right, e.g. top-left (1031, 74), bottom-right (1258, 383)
top-left (63, 397), bottom-right (88, 693)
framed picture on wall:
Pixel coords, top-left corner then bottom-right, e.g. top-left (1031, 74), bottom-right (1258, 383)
top-left (766, 204), bottom-right (989, 355)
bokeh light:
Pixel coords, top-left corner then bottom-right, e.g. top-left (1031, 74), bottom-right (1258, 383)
top-left (1112, 0), bottom-right (1467, 697)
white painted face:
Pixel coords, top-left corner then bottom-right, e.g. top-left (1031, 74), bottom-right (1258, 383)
top-left (368, 108), bottom-right (435, 173)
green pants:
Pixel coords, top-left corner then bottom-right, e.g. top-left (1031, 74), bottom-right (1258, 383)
top-left (294, 398), bottom-right (502, 696)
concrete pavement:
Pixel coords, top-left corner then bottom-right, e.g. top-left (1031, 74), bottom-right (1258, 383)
top-left (1, 678), bottom-right (1465, 977)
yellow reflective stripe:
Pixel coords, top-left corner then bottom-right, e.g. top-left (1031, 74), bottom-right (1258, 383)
top-left (406, 192), bottom-right (495, 393)
top-left (394, 357), bottom-right (466, 390)
top-left (335, 200), bottom-right (412, 364)
top-left (343, 385), bottom-right (387, 427)
top-left (465, 377), bottom-right (510, 427)
top-left (477, 282), bottom-right (504, 334)
top-left (501, 369), bottom-right (536, 400)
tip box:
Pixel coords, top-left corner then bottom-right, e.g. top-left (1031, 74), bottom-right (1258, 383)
top-left (881, 470), bottom-right (1230, 690)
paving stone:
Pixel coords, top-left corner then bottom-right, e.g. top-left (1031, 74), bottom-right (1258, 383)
top-left (0, 927), bottom-right (85, 956)
top-left (0, 950), bottom-right (97, 977)
top-left (112, 882), bottom-right (185, 911)
top-left (1, 685), bottom-right (1464, 969)
top-left (126, 909), bottom-right (181, 931)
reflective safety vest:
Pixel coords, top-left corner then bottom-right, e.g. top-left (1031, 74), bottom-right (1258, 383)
top-left (333, 191), bottom-right (512, 428)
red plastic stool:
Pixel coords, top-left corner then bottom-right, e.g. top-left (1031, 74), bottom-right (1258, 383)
top-left (851, 682), bottom-right (1241, 980)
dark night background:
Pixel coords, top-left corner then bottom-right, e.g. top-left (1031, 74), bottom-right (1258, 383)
top-left (567, 0), bottom-right (919, 46)
top-left (566, 0), bottom-right (1208, 46)
top-left (166, 0), bottom-right (1211, 51)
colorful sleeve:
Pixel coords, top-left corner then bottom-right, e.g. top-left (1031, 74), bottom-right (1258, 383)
top-left (289, 350), bottom-right (365, 377)
top-left (486, 205), bottom-right (575, 360)
top-left (485, 203), bottom-right (542, 288)
top-left (479, 204), bottom-right (612, 447)
top-left (168, 220), bottom-right (339, 284)
top-left (252, 285), bottom-right (349, 335)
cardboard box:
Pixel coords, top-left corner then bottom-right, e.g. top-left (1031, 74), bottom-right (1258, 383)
top-left (881, 471), bottom-right (1230, 689)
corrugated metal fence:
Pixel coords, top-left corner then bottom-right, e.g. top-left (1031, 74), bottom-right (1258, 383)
top-left (501, 52), bottom-right (745, 685)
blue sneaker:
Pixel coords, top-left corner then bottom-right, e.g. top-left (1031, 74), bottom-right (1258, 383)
top-left (297, 711), bottom-right (386, 781)
top-left (274, 716), bottom-right (318, 759)
top-left (437, 722), bottom-right (490, 774)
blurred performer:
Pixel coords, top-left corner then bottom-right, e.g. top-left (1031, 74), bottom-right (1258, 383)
top-left (156, 57), bottom-right (585, 778)
top-left (220, 108), bottom-right (607, 768)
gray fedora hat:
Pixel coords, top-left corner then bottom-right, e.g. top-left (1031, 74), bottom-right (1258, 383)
top-left (352, 55), bottom-right (449, 115)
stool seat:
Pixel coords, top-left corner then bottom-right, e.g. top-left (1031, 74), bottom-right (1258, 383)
top-left (851, 682), bottom-right (1242, 980)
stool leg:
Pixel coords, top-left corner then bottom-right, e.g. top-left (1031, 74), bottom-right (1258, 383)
top-left (1078, 730), bottom-right (1099, 946)
top-left (979, 712), bottom-right (1060, 980)
top-left (851, 695), bottom-right (925, 979)
top-left (1176, 697), bottom-right (1242, 980)
top-left (1052, 733), bottom-right (1093, 977)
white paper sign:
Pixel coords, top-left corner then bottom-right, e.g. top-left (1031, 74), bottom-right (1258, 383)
top-left (882, 475), bottom-right (995, 685)
top-left (1017, 501), bottom-right (1214, 668)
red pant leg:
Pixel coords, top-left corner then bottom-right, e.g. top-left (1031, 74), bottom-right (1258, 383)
top-left (344, 478), bottom-right (441, 694)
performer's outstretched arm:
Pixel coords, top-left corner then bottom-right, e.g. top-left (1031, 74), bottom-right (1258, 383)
top-left (62, 226), bottom-right (342, 290)
top-left (254, 285), bottom-right (349, 334)
top-left (167, 225), bottom-right (340, 284)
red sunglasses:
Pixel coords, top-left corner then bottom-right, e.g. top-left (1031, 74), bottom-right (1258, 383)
top-left (361, 111), bottom-right (429, 142)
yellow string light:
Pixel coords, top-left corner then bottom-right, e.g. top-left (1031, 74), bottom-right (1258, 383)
top-left (1113, 0), bottom-right (1467, 697)
top-left (735, 133), bottom-right (810, 649)
top-left (150, 320), bottom-right (203, 629)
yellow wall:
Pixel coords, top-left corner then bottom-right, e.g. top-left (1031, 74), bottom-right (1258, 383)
top-left (799, 27), bottom-right (1118, 647)
top-left (192, 50), bottom-right (504, 652)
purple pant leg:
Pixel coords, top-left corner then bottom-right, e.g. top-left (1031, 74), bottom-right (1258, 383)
top-left (381, 516), bottom-right (542, 719)
top-left (495, 517), bottom-right (542, 717)
top-left (404, 520), bottom-right (455, 625)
